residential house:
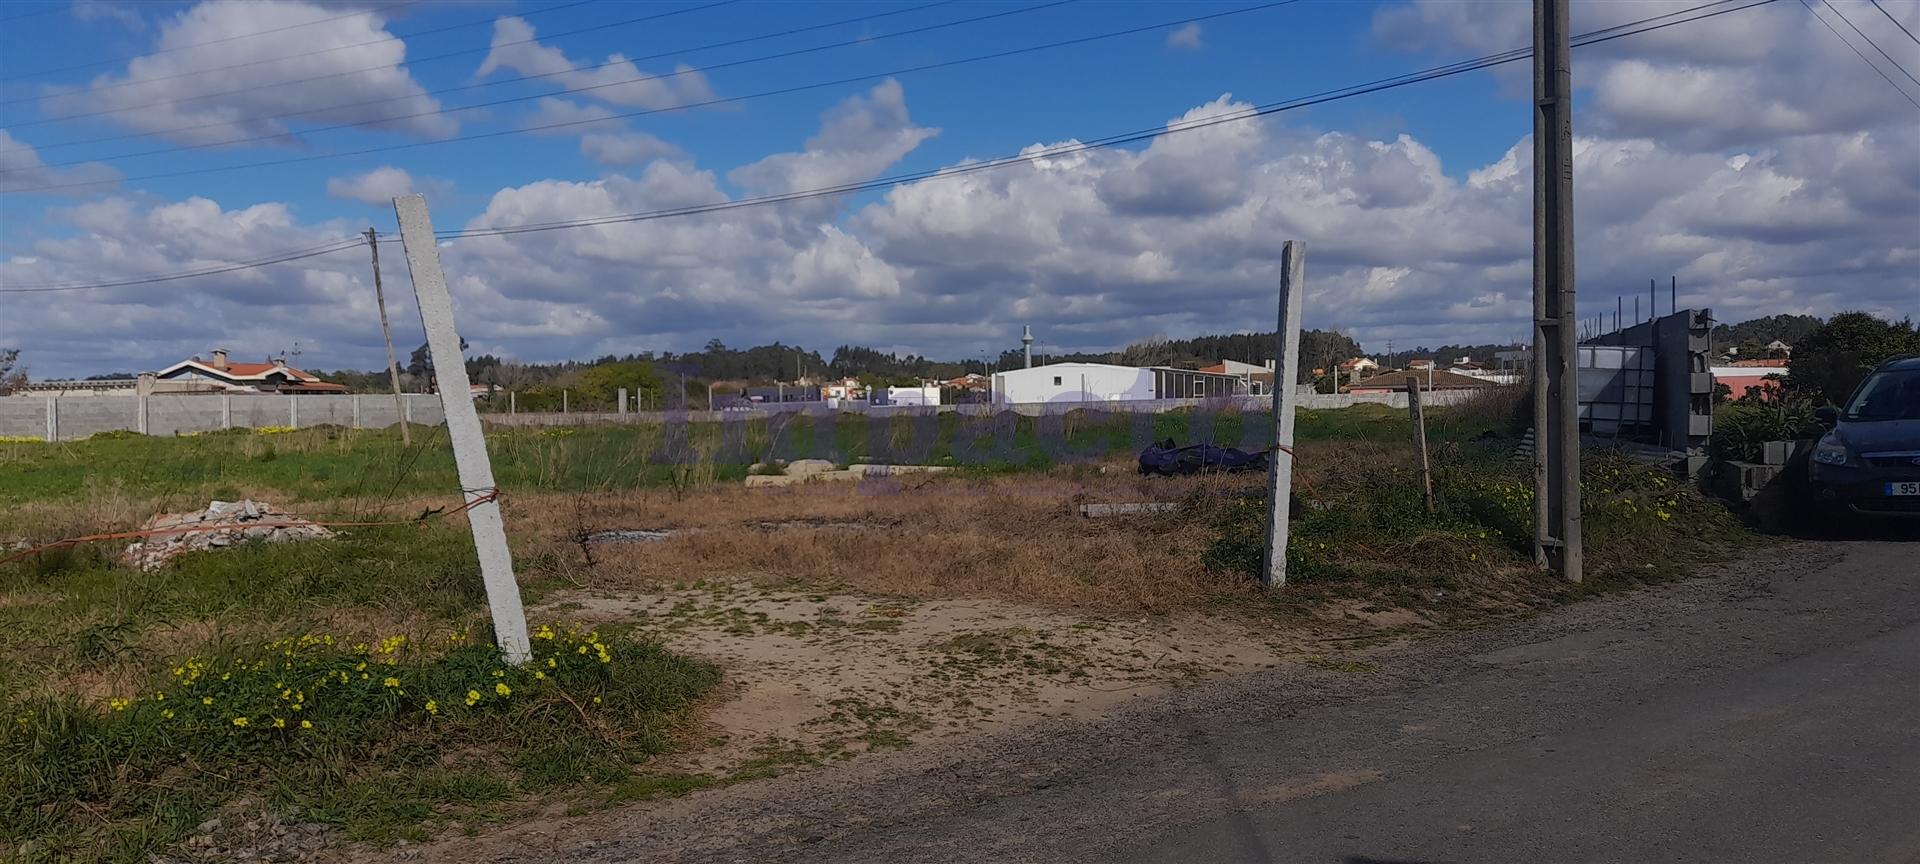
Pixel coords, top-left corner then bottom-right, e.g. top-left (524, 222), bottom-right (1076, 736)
top-left (151, 349), bottom-right (347, 394)
top-left (945, 373), bottom-right (990, 391)
top-left (1198, 359), bottom-right (1276, 395)
top-left (1346, 368), bottom-right (1499, 395)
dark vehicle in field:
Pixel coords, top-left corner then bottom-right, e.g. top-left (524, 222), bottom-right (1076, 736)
top-left (1810, 356), bottom-right (1920, 519)
top-left (1138, 439), bottom-right (1271, 476)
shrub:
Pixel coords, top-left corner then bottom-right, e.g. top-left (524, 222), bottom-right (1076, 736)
top-left (1710, 400), bottom-right (1821, 463)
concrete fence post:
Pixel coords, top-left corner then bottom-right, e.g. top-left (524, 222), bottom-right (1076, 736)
top-left (136, 392), bottom-right (149, 435)
top-left (510, 391), bottom-right (516, 414)
top-left (1262, 240), bottom-right (1306, 589)
top-left (352, 394), bottom-right (361, 428)
top-left (393, 192), bottom-right (531, 665)
top-left (221, 394), bottom-right (232, 429)
top-left (403, 396), bottom-right (413, 425)
top-left (44, 395), bottom-right (56, 442)
top-left (288, 394), bottom-right (299, 429)
top-left (618, 387), bottom-right (628, 417)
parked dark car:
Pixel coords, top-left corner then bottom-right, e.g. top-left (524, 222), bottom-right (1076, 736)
top-left (1809, 356), bottom-right (1920, 519)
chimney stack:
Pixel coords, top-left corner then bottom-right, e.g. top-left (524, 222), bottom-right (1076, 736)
top-left (210, 348), bottom-right (229, 370)
top-left (1021, 325), bottom-right (1034, 369)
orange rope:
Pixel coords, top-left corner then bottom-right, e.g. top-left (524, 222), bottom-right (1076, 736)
top-left (0, 489), bottom-right (500, 567)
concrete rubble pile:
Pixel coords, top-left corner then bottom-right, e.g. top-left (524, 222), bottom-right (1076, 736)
top-left (122, 499), bottom-right (334, 571)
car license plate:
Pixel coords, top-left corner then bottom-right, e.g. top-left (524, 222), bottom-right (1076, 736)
top-left (1889, 482), bottom-right (1920, 496)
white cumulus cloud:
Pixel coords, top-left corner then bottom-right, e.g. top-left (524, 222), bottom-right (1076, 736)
top-left (55, 0), bottom-right (455, 147)
top-left (475, 16), bottom-right (715, 110)
top-left (325, 166), bottom-right (450, 206)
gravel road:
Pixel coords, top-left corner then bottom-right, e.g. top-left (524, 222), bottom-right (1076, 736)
top-left (402, 539), bottom-right (1919, 864)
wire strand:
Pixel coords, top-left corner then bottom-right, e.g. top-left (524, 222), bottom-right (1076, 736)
top-left (0, 0), bottom-right (720, 115)
top-left (14, 0), bottom-right (957, 155)
top-left (7, 0), bottom-right (1068, 172)
top-left (1822, 0), bottom-right (1920, 88)
top-left (1869, 0), bottom-right (1920, 47)
top-left (1801, 0), bottom-right (1920, 106)
top-left (0, 0), bottom-right (1781, 293)
top-left (0, 2), bottom-right (1302, 192)
top-left (1, 1), bottom-right (419, 81)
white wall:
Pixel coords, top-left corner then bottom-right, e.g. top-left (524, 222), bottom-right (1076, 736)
top-left (884, 385), bottom-right (941, 406)
top-left (992, 363), bottom-right (1155, 407)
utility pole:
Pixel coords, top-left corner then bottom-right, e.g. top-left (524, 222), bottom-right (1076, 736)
top-left (1262, 241), bottom-right (1305, 588)
top-left (1650, 278), bottom-right (1657, 323)
top-left (392, 195), bottom-right (530, 664)
top-left (366, 228), bottom-right (411, 446)
top-left (1532, 0), bottom-right (1582, 582)
top-left (1670, 275), bottom-right (1677, 314)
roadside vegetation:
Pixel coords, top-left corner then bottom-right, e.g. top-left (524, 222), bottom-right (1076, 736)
top-left (0, 393), bottom-right (1757, 862)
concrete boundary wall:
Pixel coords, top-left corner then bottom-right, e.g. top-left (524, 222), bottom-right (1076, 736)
top-left (1, 390), bottom-right (1482, 441)
top-left (0, 393), bottom-right (447, 441)
top-left (479, 390), bottom-right (1479, 429)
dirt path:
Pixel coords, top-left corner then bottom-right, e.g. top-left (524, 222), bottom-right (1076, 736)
top-left (542, 581), bottom-right (1305, 775)
top-left (351, 542), bottom-right (1880, 864)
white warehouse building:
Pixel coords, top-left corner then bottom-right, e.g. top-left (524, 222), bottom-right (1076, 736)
top-left (990, 362), bottom-right (1243, 407)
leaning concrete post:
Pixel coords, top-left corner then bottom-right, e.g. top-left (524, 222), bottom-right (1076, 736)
top-left (1263, 241), bottom-right (1305, 588)
top-left (393, 194), bottom-right (531, 665)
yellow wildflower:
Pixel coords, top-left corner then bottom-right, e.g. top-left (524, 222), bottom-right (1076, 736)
top-left (494, 682), bottom-right (512, 698)
top-left (383, 677), bottom-right (401, 688)
top-left (301, 720), bottom-right (313, 729)
top-left (202, 697), bottom-right (214, 705)
top-left (491, 669), bottom-right (504, 678)
top-left (161, 709), bottom-right (175, 719)
top-left (534, 671), bottom-right (546, 680)
top-left (109, 698), bottom-right (131, 711)
top-left (425, 700), bottom-right (439, 715)
top-left (466, 689), bottom-right (482, 706)
top-left (232, 717), bottom-right (250, 727)
top-left (273, 718), bottom-right (286, 729)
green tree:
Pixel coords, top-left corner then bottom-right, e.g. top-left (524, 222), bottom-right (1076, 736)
top-left (576, 360), bottom-right (662, 408)
top-left (1786, 312), bottom-right (1920, 404)
top-left (0, 348), bottom-right (25, 392)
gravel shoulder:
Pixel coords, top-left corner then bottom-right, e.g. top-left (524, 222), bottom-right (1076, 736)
top-left (362, 539), bottom-right (1918, 864)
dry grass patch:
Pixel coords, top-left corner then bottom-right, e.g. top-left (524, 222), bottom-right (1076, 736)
top-left (508, 463), bottom-right (1275, 614)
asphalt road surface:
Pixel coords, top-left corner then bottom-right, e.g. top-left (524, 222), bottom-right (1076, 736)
top-left (422, 540), bottom-right (1920, 864)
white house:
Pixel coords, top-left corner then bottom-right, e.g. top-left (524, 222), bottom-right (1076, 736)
top-left (991, 362), bottom-right (1243, 406)
top-left (992, 363), bottom-right (1154, 406)
top-left (880, 385), bottom-right (941, 407)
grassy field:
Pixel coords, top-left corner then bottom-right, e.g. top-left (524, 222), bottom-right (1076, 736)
top-left (0, 394), bottom-right (1750, 862)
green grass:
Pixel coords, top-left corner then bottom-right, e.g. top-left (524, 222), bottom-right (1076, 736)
top-left (1202, 446), bottom-right (1749, 604)
top-left (0, 625), bottom-right (718, 863)
top-left (0, 402), bottom-right (1516, 512)
top-left (0, 520), bottom-right (719, 862)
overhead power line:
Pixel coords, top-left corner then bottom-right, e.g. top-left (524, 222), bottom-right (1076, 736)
top-left (6, 0), bottom-right (1063, 171)
top-left (0, 3), bottom-right (67, 25)
top-left (1870, 0), bottom-right (1920, 48)
top-left (0, 0), bottom-right (1781, 293)
top-left (0, 0), bottom-right (721, 115)
top-left (2, 1), bottom-right (419, 81)
top-left (1822, 0), bottom-right (1920, 88)
top-left (435, 0), bottom-right (1781, 243)
top-left (0, 1), bottom-right (1299, 192)
top-left (0, 240), bottom-right (365, 293)
top-left (1801, 0), bottom-right (1920, 106)
top-left (16, 0), bottom-right (958, 155)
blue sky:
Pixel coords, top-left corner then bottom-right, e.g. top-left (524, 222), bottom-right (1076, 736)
top-left (1, 1), bottom-right (1523, 232)
top-left (1, 0), bottom-right (1915, 376)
